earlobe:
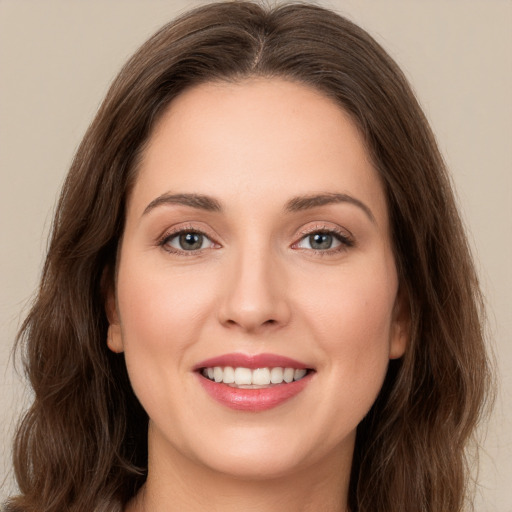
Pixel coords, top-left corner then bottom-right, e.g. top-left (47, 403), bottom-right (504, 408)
top-left (389, 325), bottom-right (408, 359)
top-left (107, 324), bottom-right (124, 354)
top-left (389, 284), bottom-right (410, 360)
top-left (104, 275), bottom-right (124, 354)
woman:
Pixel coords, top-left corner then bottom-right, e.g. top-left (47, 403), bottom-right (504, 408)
top-left (5, 1), bottom-right (493, 511)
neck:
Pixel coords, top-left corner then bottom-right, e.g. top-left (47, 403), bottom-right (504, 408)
top-left (126, 424), bottom-right (353, 512)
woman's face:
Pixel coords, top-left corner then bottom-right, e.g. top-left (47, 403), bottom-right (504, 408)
top-left (108, 78), bottom-right (407, 480)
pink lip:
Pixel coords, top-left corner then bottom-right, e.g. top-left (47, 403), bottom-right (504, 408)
top-left (193, 352), bottom-right (311, 371)
top-left (193, 352), bottom-right (315, 412)
top-left (196, 372), bottom-right (314, 411)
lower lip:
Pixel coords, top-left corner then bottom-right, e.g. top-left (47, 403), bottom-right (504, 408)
top-left (196, 372), bottom-right (313, 411)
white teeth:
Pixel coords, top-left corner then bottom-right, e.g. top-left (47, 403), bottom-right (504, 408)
top-left (283, 367), bottom-right (295, 383)
top-left (294, 369), bottom-right (307, 380)
top-left (213, 366), bottom-right (223, 383)
top-left (222, 366), bottom-right (235, 384)
top-left (270, 367), bottom-right (284, 384)
top-left (234, 367), bottom-right (252, 385)
top-left (252, 368), bottom-right (271, 386)
top-left (201, 366), bottom-right (309, 387)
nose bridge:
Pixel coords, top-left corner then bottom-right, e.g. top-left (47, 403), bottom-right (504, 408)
top-left (218, 236), bottom-right (290, 332)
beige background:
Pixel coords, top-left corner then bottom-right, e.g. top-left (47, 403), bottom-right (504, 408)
top-left (1, 0), bottom-right (510, 509)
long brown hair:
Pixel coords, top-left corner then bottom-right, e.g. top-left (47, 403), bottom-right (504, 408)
top-left (5, 2), bottom-right (493, 511)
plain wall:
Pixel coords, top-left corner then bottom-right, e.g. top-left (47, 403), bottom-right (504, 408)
top-left (1, 0), bottom-right (511, 509)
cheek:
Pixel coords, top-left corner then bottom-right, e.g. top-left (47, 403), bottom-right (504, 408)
top-left (114, 258), bottom-right (221, 425)
top-left (117, 261), bottom-right (215, 353)
top-left (303, 259), bottom-right (395, 329)
top-left (296, 257), bottom-right (398, 390)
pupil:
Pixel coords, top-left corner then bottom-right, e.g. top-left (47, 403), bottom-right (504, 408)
top-left (310, 233), bottom-right (332, 250)
top-left (180, 232), bottom-right (203, 250)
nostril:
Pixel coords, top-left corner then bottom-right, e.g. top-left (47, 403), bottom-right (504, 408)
top-left (222, 317), bottom-right (279, 330)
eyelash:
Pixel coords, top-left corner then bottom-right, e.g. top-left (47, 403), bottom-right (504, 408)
top-left (157, 225), bottom-right (354, 256)
top-left (157, 225), bottom-right (217, 256)
top-left (293, 226), bottom-right (354, 256)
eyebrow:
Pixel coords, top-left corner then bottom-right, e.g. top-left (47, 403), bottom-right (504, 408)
top-left (142, 193), bottom-right (222, 216)
top-left (142, 191), bottom-right (375, 223)
top-left (285, 193), bottom-right (375, 223)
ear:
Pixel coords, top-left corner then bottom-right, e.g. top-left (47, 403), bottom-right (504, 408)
top-left (104, 269), bottom-right (124, 354)
top-left (389, 283), bottom-right (410, 360)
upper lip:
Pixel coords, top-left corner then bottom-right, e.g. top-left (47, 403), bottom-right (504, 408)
top-left (193, 353), bottom-right (313, 371)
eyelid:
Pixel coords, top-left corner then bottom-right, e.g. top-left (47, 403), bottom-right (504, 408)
top-left (155, 221), bottom-right (353, 255)
top-left (297, 222), bottom-right (354, 239)
top-left (157, 223), bottom-right (221, 254)
top-left (291, 223), bottom-right (355, 252)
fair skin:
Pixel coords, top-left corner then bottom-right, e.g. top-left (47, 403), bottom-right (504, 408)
top-left (107, 78), bottom-right (408, 512)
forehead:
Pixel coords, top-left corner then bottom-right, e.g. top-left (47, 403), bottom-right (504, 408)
top-left (130, 77), bottom-right (387, 226)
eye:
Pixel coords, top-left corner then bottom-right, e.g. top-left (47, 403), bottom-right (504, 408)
top-left (294, 229), bottom-right (353, 252)
top-left (297, 232), bottom-right (341, 250)
top-left (162, 230), bottom-right (215, 252)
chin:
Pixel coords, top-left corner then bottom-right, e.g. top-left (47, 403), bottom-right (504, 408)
top-left (200, 447), bottom-right (307, 481)
top-left (184, 423), bottom-right (339, 482)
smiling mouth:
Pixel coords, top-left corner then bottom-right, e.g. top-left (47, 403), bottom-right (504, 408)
top-left (199, 366), bottom-right (313, 389)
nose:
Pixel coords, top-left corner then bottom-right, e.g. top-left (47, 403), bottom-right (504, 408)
top-left (217, 247), bottom-right (291, 333)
